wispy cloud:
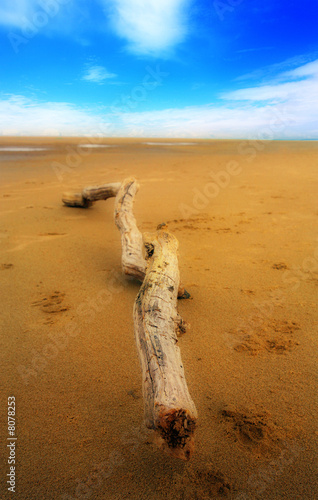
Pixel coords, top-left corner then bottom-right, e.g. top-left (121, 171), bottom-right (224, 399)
top-left (82, 65), bottom-right (117, 84)
top-left (236, 47), bottom-right (274, 54)
top-left (0, 0), bottom-right (191, 57)
top-left (280, 59), bottom-right (318, 80)
top-left (102, 0), bottom-right (191, 56)
top-left (235, 52), bottom-right (318, 83)
top-left (1, 59), bottom-right (317, 139)
top-left (0, 95), bottom-right (110, 136)
top-left (113, 104), bottom-right (298, 139)
top-left (0, 0), bottom-right (36, 28)
top-left (221, 58), bottom-right (318, 101)
top-left (0, 0), bottom-right (92, 41)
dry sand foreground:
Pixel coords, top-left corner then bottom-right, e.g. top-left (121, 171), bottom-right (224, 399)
top-left (1, 138), bottom-right (317, 500)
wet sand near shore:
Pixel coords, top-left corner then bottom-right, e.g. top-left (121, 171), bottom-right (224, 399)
top-left (1, 138), bottom-right (317, 499)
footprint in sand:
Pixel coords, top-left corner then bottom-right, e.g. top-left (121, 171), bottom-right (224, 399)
top-left (32, 291), bottom-right (69, 313)
top-left (163, 215), bottom-right (233, 234)
top-left (240, 289), bottom-right (255, 295)
top-left (172, 466), bottom-right (233, 499)
top-left (229, 319), bottom-right (300, 356)
top-left (1, 263), bottom-right (13, 270)
top-left (219, 406), bottom-right (286, 456)
top-left (127, 389), bottom-right (141, 400)
top-left (215, 227), bottom-right (231, 233)
top-left (272, 262), bottom-right (288, 270)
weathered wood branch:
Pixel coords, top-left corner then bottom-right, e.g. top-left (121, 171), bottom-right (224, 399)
top-left (62, 178), bottom-right (190, 297)
top-left (114, 178), bottom-right (147, 281)
top-left (62, 182), bottom-right (121, 208)
top-left (82, 183), bottom-right (121, 201)
top-left (133, 229), bottom-right (197, 460)
top-left (62, 191), bottom-right (92, 208)
top-left (114, 179), bottom-right (190, 298)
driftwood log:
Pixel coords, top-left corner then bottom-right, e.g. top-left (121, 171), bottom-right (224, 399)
top-left (114, 178), bottom-right (190, 298)
top-left (114, 178), bottom-right (147, 281)
top-left (62, 182), bottom-right (121, 208)
top-left (133, 229), bottom-right (197, 460)
top-left (61, 178), bottom-right (190, 297)
top-left (61, 179), bottom-right (195, 458)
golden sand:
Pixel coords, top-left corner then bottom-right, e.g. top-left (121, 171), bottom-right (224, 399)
top-left (1, 138), bottom-right (317, 499)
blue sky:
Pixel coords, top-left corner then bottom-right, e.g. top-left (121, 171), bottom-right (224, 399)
top-left (0, 0), bottom-right (317, 138)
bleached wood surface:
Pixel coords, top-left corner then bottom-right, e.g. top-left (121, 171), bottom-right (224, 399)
top-left (114, 178), bottom-right (147, 281)
top-left (114, 179), bottom-right (190, 298)
top-left (82, 182), bottom-right (121, 201)
top-left (61, 191), bottom-right (92, 208)
top-left (133, 229), bottom-right (197, 460)
top-left (62, 178), bottom-right (191, 299)
top-left (62, 182), bottom-right (120, 207)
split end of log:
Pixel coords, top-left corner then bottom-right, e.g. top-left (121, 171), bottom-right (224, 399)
top-left (155, 408), bottom-right (197, 461)
top-left (62, 192), bottom-right (93, 208)
top-left (62, 183), bottom-right (121, 208)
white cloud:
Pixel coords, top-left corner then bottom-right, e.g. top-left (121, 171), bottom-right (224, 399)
top-left (221, 58), bottom-right (318, 106)
top-left (0, 0), bottom-right (91, 42)
top-left (114, 57), bottom-right (317, 139)
top-left (1, 94), bottom-right (316, 140)
top-left (82, 65), bottom-right (117, 83)
top-left (235, 53), bottom-right (318, 84)
top-left (0, 1), bottom-right (191, 57)
top-left (1, 59), bottom-right (317, 139)
top-left (103, 0), bottom-right (191, 56)
top-left (0, 95), bottom-right (111, 136)
top-left (280, 59), bottom-right (318, 80)
top-left (114, 104), bottom-right (300, 139)
top-left (0, 0), bottom-right (35, 28)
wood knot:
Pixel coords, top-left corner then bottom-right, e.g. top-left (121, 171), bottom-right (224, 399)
top-left (144, 242), bottom-right (154, 258)
top-left (157, 223), bottom-right (168, 230)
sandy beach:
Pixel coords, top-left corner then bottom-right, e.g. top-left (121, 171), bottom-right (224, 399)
top-left (1, 138), bottom-right (317, 499)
